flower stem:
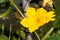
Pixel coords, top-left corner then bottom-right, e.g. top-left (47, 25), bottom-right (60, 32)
top-left (10, 0), bottom-right (24, 18)
top-left (41, 27), bottom-right (54, 40)
top-left (34, 31), bottom-right (40, 40)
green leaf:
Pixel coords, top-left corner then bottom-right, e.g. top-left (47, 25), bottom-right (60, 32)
top-left (53, 0), bottom-right (60, 28)
top-left (0, 0), bottom-right (5, 3)
top-left (46, 34), bottom-right (60, 40)
top-left (20, 31), bottom-right (25, 39)
top-left (0, 7), bottom-right (12, 18)
top-left (53, 19), bottom-right (60, 28)
top-left (12, 36), bottom-right (17, 40)
top-left (16, 30), bottom-right (25, 39)
top-left (0, 35), bottom-right (9, 40)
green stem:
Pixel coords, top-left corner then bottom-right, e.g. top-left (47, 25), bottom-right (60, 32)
top-left (18, 37), bottom-right (20, 40)
top-left (10, 0), bottom-right (24, 18)
top-left (2, 24), bottom-right (5, 35)
top-left (41, 27), bottom-right (54, 40)
top-left (34, 31), bottom-right (40, 40)
top-left (9, 24), bottom-right (12, 40)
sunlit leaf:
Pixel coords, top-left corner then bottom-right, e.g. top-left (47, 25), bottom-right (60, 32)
top-left (0, 0), bottom-right (5, 3)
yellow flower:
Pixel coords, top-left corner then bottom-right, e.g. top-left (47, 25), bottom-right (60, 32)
top-left (20, 7), bottom-right (55, 33)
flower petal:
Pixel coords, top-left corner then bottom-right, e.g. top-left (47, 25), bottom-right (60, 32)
top-left (26, 7), bottom-right (36, 18)
top-left (28, 25), bottom-right (39, 33)
top-left (37, 8), bottom-right (47, 16)
top-left (50, 18), bottom-right (55, 21)
top-left (20, 18), bottom-right (29, 28)
top-left (45, 11), bottom-right (55, 23)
